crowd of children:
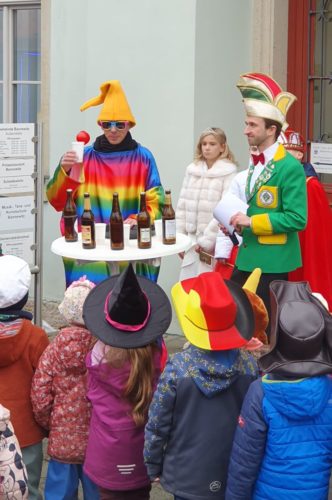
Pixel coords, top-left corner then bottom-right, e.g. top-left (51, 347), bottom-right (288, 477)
top-left (1, 249), bottom-right (331, 500)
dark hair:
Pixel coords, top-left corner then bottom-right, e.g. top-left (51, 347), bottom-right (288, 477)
top-left (263, 118), bottom-right (282, 141)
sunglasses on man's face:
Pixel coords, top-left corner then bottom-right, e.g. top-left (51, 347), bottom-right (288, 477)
top-left (98, 121), bottom-right (129, 130)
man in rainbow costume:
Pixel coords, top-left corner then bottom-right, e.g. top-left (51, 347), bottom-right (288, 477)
top-left (228, 73), bottom-right (307, 329)
top-left (47, 80), bottom-right (164, 287)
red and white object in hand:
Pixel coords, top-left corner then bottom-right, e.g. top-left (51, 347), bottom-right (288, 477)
top-left (69, 131), bottom-right (91, 182)
top-left (72, 131), bottom-right (90, 162)
top-left (76, 131), bottom-right (90, 144)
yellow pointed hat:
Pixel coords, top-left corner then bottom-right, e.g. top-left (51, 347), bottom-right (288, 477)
top-left (80, 80), bottom-right (136, 127)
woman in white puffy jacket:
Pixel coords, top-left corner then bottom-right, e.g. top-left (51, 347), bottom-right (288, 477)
top-left (176, 127), bottom-right (237, 280)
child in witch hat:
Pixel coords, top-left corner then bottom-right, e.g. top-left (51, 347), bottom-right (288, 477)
top-left (144, 269), bottom-right (266, 499)
top-left (31, 276), bottom-right (99, 500)
top-left (226, 280), bottom-right (332, 500)
top-left (0, 254), bottom-right (49, 500)
top-left (82, 263), bottom-right (172, 500)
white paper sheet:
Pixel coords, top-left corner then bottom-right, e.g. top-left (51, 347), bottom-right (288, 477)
top-left (213, 192), bottom-right (248, 233)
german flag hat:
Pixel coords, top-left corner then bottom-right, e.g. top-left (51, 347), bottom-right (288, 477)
top-left (171, 272), bottom-right (255, 351)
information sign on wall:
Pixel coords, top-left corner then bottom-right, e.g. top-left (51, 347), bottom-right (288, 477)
top-left (0, 123), bottom-right (35, 264)
top-left (0, 158), bottom-right (34, 193)
top-left (0, 124), bottom-right (35, 158)
top-left (310, 142), bottom-right (332, 174)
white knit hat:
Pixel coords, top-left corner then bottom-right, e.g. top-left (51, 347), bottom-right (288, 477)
top-left (58, 276), bottom-right (95, 326)
top-left (0, 255), bottom-right (31, 310)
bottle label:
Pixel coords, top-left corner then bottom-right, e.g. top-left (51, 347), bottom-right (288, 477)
top-left (63, 215), bottom-right (76, 222)
top-left (82, 225), bottom-right (92, 243)
top-left (164, 219), bottom-right (176, 239)
top-left (140, 227), bottom-right (151, 243)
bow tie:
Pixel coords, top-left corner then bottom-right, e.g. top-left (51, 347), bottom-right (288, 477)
top-left (251, 152), bottom-right (265, 166)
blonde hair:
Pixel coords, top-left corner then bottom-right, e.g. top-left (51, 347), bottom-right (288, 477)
top-left (104, 343), bottom-right (158, 427)
top-left (194, 127), bottom-right (237, 164)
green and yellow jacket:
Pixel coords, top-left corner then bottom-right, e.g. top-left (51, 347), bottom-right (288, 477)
top-left (236, 144), bottom-right (307, 273)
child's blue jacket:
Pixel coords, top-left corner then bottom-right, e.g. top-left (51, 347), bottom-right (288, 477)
top-left (226, 375), bottom-right (332, 499)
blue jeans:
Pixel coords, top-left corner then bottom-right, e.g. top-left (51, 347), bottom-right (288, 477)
top-left (45, 459), bottom-right (99, 500)
top-left (174, 497), bottom-right (187, 500)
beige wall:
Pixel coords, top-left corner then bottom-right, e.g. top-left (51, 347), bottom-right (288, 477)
top-left (41, 0), bottom-right (288, 332)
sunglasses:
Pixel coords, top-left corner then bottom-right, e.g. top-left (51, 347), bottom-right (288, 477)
top-left (98, 121), bottom-right (129, 130)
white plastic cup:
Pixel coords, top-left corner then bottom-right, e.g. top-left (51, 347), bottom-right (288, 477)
top-left (71, 141), bottom-right (84, 162)
top-left (154, 219), bottom-right (162, 239)
top-left (123, 223), bottom-right (131, 245)
top-left (95, 223), bottom-right (106, 246)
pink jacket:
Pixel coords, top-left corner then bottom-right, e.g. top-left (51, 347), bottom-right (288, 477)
top-left (31, 326), bottom-right (94, 463)
top-left (84, 342), bottom-right (162, 490)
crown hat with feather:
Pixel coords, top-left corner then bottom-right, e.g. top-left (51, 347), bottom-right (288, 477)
top-left (237, 72), bottom-right (297, 130)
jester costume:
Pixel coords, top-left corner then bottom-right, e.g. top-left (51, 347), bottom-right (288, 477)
top-left (47, 80), bottom-right (164, 288)
top-left (47, 135), bottom-right (164, 287)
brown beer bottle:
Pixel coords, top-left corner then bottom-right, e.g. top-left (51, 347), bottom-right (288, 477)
top-left (137, 192), bottom-right (151, 249)
top-left (63, 189), bottom-right (78, 242)
top-left (110, 192), bottom-right (124, 250)
top-left (162, 189), bottom-right (176, 244)
top-left (81, 193), bottom-right (96, 249)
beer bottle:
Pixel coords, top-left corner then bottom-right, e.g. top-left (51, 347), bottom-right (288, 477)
top-left (110, 192), bottom-right (124, 250)
top-left (81, 193), bottom-right (96, 249)
top-left (63, 189), bottom-right (78, 242)
top-left (137, 192), bottom-right (151, 249)
top-left (162, 189), bottom-right (176, 245)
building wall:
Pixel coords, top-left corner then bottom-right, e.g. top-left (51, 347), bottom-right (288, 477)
top-left (43, 0), bottom-right (252, 332)
top-left (194, 0), bottom-right (253, 168)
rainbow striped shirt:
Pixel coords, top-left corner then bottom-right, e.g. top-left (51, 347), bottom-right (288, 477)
top-left (47, 144), bottom-right (164, 286)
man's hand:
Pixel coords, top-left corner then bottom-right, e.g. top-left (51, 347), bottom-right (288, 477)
top-left (230, 212), bottom-right (251, 232)
top-left (61, 151), bottom-right (80, 173)
top-left (218, 223), bottom-right (230, 236)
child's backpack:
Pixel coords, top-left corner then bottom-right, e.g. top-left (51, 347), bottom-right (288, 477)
top-left (0, 404), bottom-right (28, 499)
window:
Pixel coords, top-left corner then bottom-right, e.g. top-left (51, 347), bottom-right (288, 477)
top-left (288, 0), bottom-right (332, 190)
top-left (310, 1), bottom-right (332, 139)
top-left (0, 1), bottom-right (41, 123)
top-left (310, 0), bottom-right (332, 183)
